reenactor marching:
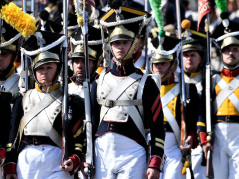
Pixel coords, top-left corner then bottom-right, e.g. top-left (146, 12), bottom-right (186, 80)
top-left (0, 21), bottom-right (20, 98)
top-left (91, 3), bottom-right (165, 179)
top-left (181, 20), bottom-right (207, 179)
top-left (68, 25), bottom-right (105, 97)
top-left (150, 35), bottom-right (184, 179)
top-left (3, 30), bottom-right (85, 179)
top-left (205, 16), bottom-right (239, 179)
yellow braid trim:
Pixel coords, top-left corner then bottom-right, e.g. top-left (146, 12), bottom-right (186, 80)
top-left (0, 2), bottom-right (36, 37)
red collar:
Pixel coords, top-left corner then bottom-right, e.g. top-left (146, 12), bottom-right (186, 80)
top-left (133, 51), bottom-right (142, 63)
top-left (221, 67), bottom-right (239, 77)
top-left (162, 75), bottom-right (175, 85)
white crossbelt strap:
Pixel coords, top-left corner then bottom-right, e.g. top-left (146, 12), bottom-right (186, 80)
top-left (161, 83), bottom-right (180, 108)
top-left (36, 96), bottom-right (62, 148)
top-left (99, 72), bottom-right (145, 138)
top-left (136, 74), bottom-right (148, 118)
top-left (134, 55), bottom-right (145, 69)
top-left (213, 74), bottom-right (239, 113)
top-left (121, 92), bottom-right (145, 138)
top-left (18, 89), bottom-right (62, 148)
top-left (184, 73), bottom-right (202, 84)
top-left (2, 73), bottom-right (19, 91)
top-left (161, 83), bottom-right (181, 145)
top-left (106, 73), bottom-right (142, 100)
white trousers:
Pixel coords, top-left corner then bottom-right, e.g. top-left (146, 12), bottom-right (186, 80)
top-left (17, 145), bottom-right (73, 179)
top-left (186, 146), bottom-right (206, 179)
top-left (160, 132), bottom-right (185, 179)
top-left (94, 132), bottom-right (146, 179)
top-left (213, 123), bottom-right (239, 179)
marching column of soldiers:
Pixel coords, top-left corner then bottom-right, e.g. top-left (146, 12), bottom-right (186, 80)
top-left (0, 0), bottom-right (239, 179)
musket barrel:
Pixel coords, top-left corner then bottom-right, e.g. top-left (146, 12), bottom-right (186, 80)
top-left (63, 0), bottom-right (68, 115)
top-left (22, 0), bottom-right (28, 91)
top-left (205, 14), bottom-right (212, 134)
top-left (175, 0), bottom-right (186, 106)
top-left (144, 0), bottom-right (150, 74)
top-left (31, 0), bottom-right (35, 17)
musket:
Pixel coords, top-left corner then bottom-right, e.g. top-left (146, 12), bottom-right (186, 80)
top-left (22, 0), bottom-right (28, 91)
top-left (82, 0), bottom-right (94, 178)
top-left (205, 14), bottom-right (214, 179)
top-left (61, 0), bottom-right (69, 167)
top-left (175, 0), bottom-right (194, 178)
top-left (144, 0), bottom-right (150, 74)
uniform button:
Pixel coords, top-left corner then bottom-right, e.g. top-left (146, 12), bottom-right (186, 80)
top-left (42, 148), bottom-right (44, 151)
top-left (25, 107), bottom-right (28, 110)
top-left (105, 116), bottom-right (107, 119)
top-left (110, 124), bottom-right (113, 127)
top-left (51, 117), bottom-right (54, 119)
top-left (109, 127), bottom-right (112, 130)
top-left (125, 113), bottom-right (127, 116)
top-left (101, 92), bottom-right (104, 95)
top-left (56, 109), bottom-right (60, 112)
top-left (129, 94), bottom-right (132, 97)
top-left (25, 131), bottom-right (28, 134)
top-left (54, 113), bottom-right (56, 115)
top-left (229, 86), bottom-right (233, 90)
top-left (171, 103), bottom-right (174, 106)
top-left (124, 118), bottom-right (127, 121)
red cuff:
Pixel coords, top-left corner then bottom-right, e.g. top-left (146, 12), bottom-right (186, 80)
top-left (3, 163), bottom-right (16, 176)
top-left (149, 156), bottom-right (162, 172)
top-left (200, 132), bottom-right (208, 145)
top-left (189, 131), bottom-right (198, 149)
top-left (0, 148), bottom-right (6, 160)
top-left (69, 154), bottom-right (81, 175)
top-left (80, 153), bottom-right (85, 163)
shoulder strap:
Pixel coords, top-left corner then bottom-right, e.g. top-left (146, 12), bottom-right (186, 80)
top-left (3, 73), bottom-right (20, 91)
top-left (161, 83), bottom-right (180, 107)
top-left (106, 73), bottom-right (142, 100)
top-left (137, 74), bottom-right (148, 119)
top-left (37, 95), bottom-right (62, 148)
top-left (213, 75), bottom-right (239, 114)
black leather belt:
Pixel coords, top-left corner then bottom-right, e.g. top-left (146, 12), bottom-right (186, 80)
top-left (23, 136), bottom-right (56, 146)
top-left (217, 116), bottom-right (239, 123)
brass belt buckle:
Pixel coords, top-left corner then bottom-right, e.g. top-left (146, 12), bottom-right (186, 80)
top-left (104, 99), bottom-right (114, 108)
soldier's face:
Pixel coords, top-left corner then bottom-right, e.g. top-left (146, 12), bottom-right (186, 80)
top-left (152, 62), bottom-right (171, 75)
top-left (152, 62), bottom-right (172, 82)
top-left (35, 62), bottom-right (58, 86)
top-left (73, 57), bottom-right (94, 81)
top-left (183, 51), bottom-right (202, 73)
top-left (111, 40), bottom-right (136, 60)
top-left (222, 45), bottom-right (239, 68)
top-left (0, 52), bottom-right (12, 74)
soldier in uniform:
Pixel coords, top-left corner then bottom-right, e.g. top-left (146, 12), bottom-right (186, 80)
top-left (68, 25), bottom-right (105, 97)
top-left (181, 20), bottom-right (208, 179)
top-left (3, 30), bottom-right (85, 179)
top-left (203, 17), bottom-right (239, 179)
top-left (91, 4), bottom-right (165, 179)
top-left (0, 20), bottom-right (20, 97)
top-left (150, 35), bottom-right (185, 179)
top-left (0, 91), bottom-right (11, 179)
